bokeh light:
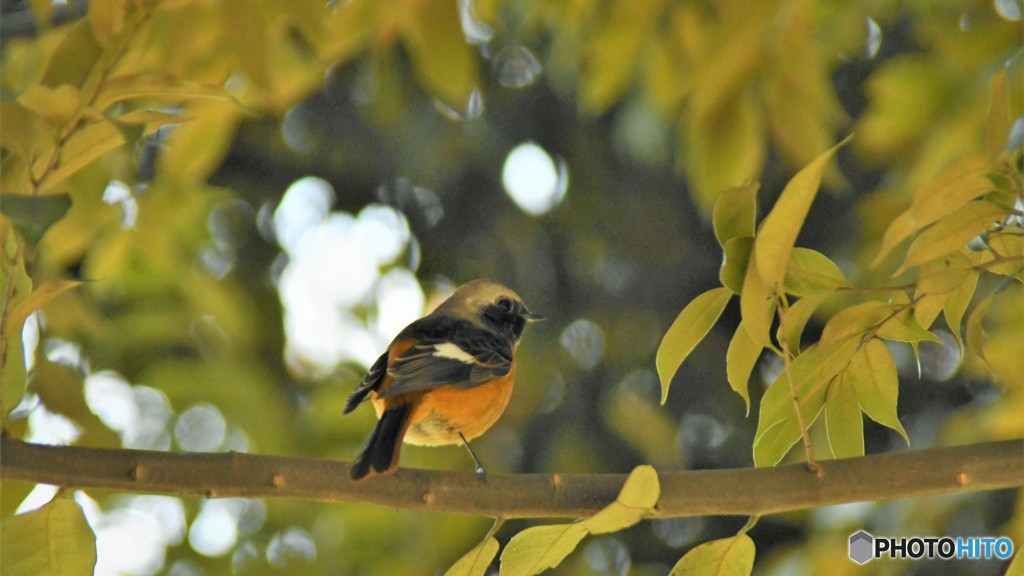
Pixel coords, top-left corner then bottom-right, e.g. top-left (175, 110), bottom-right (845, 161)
top-left (502, 142), bottom-right (568, 216)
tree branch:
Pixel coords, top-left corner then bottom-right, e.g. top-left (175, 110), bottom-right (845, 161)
top-left (2, 435), bottom-right (1021, 519)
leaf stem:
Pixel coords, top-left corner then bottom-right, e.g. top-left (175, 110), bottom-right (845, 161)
top-left (775, 294), bottom-right (819, 475)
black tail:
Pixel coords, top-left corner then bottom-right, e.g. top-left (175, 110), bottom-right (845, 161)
top-left (349, 404), bottom-right (412, 481)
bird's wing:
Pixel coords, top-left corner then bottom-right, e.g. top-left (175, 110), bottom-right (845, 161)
top-left (376, 320), bottom-right (513, 398)
top-left (343, 350), bottom-right (389, 414)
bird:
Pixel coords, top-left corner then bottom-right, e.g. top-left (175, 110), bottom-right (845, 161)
top-left (344, 279), bottom-right (543, 481)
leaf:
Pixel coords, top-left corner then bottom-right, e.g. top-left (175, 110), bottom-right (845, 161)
top-left (669, 535), bottom-right (755, 576)
top-left (720, 236), bottom-right (753, 294)
top-left (778, 293), bottom-right (827, 354)
top-left (0, 498), bottom-right (97, 576)
top-left (873, 156), bottom-right (995, 267)
top-left (0, 194), bottom-right (73, 246)
top-left (754, 135), bottom-right (851, 289)
top-left (819, 301), bottom-right (893, 347)
top-left (17, 84), bottom-right (80, 130)
top-left (499, 524), bottom-right (588, 576)
top-left (847, 339), bottom-right (908, 444)
top-left (726, 321), bottom-right (761, 415)
top-left (34, 122), bottom-right (122, 194)
top-left (0, 103), bottom-right (43, 162)
top-left (986, 71), bottom-right (1009, 156)
top-left (583, 465), bottom-right (660, 535)
top-left (713, 182), bottom-right (759, 246)
top-left (783, 248), bottom-right (848, 296)
top-left (899, 201), bottom-right (1006, 271)
top-left (753, 338), bottom-right (859, 467)
top-left (943, 271), bottom-right (980, 354)
top-left (93, 73), bottom-right (229, 111)
top-left (739, 246), bottom-right (776, 348)
top-left (825, 372), bottom-right (864, 458)
top-left (88, 0), bottom-right (127, 48)
top-left (965, 294), bottom-right (995, 376)
top-left (875, 309), bottom-right (942, 344)
top-left (398, 0), bottom-right (479, 109)
top-left (220, 0), bottom-right (271, 89)
top-left (445, 537), bottom-right (499, 576)
top-left (916, 253), bottom-right (973, 295)
top-left (656, 287), bottom-right (732, 404)
top-left (4, 280), bottom-right (83, 337)
top-left (41, 21), bottom-right (102, 89)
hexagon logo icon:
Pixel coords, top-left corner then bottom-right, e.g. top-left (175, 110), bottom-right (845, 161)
top-left (849, 530), bottom-right (874, 564)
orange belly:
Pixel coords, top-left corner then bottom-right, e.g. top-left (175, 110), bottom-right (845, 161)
top-left (371, 368), bottom-right (515, 446)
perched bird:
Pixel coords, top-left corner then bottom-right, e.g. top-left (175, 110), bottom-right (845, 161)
top-left (344, 279), bottom-right (542, 481)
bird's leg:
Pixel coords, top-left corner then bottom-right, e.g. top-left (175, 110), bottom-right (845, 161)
top-left (458, 432), bottom-right (488, 482)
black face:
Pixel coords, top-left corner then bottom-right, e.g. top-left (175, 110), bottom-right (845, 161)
top-left (481, 297), bottom-right (528, 342)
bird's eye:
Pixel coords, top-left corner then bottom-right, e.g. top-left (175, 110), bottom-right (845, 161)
top-left (497, 297), bottom-right (513, 312)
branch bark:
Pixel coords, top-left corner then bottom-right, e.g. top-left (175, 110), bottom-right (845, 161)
top-left (2, 435), bottom-right (1021, 519)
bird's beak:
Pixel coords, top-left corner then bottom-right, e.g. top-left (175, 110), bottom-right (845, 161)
top-left (522, 311), bottom-right (545, 322)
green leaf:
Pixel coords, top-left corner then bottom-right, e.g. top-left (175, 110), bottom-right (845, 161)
top-left (753, 338), bottom-right (859, 467)
top-left (726, 321), bottom-right (761, 415)
top-left (445, 537), bottom-right (499, 576)
top-left (847, 339), bottom-right (908, 444)
top-left (656, 287), bottom-right (732, 404)
top-left (499, 524), bottom-right (588, 576)
top-left (0, 498), bottom-right (97, 576)
top-left (0, 103), bottom-right (44, 162)
top-left (965, 294), bottom-right (995, 376)
top-left (943, 270), bottom-right (979, 355)
top-left (17, 84), bottom-right (80, 130)
top-left (720, 236), bottom-right (753, 294)
top-left (899, 201), bottom-right (1006, 272)
top-left (713, 182), bottom-right (759, 246)
top-left (0, 194), bottom-right (73, 246)
top-left (670, 535), bottom-right (755, 576)
top-left (783, 248), bottom-right (848, 296)
top-left (873, 156), bottom-right (995, 268)
top-left (88, 0), bottom-right (127, 48)
top-left (583, 465), bottom-right (660, 535)
top-left (778, 294), bottom-right (827, 354)
top-left (825, 372), bottom-right (864, 458)
top-left (754, 135), bottom-right (851, 289)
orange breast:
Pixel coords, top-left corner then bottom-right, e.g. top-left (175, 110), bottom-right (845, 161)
top-left (400, 367), bottom-right (516, 446)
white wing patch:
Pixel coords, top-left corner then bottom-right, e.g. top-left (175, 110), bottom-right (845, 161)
top-left (432, 342), bottom-right (477, 364)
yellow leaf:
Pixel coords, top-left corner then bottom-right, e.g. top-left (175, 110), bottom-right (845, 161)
top-left (847, 339), bottom-right (908, 444)
top-left (965, 294), bottom-right (995, 377)
top-left (157, 99), bottom-right (244, 183)
top-left (778, 293), bottom-right (827, 355)
top-left (34, 122), bottom-right (123, 194)
top-left (726, 321), bottom-right (761, 415)
top-left (720, 236), bottom-right (753, 294)
top-left (875, 308), bottom-right (942, 344)
top-left (755, 135), bottom-right (851, 289)
top-left (986, 71), bottom-right (1009, 156)
top-left (900, 201), bottom-right (1005, 271)
top-left (739, 246), bottom-right (776, 348)
top-left (0, 498), bottom-right (97, 576)
top-left (913, 293), bottom-right (948, 331)
top-left (820, 301), bottom-right (893, 347)
top-left (88, 0), bottom-right (127, 47)
top-left (713, 182), bottom-right (759, 246)
top-left (825, 371), bottom-right (864, 459)
top-left (670, 535), bottom-right (755, 576)
top-left (499, 524), bottom-right (588, 576)
top-left (583, 465), bottom-right (660, 535)
top-left (753, 338), bottom-right (859, 467)
top-left (0, 103), bottom-right (43, 163)
top-left (656, 287), bottom-right (732, 404)
top-left (783, 248), bottom-right (848, 296)
top-left (220, 0), bottom-right (271, 89)
top-left (916, 253), bottom-right (973, 295)
top-left (17, 84), bottom-right (81, 129)
top-left (41, 21), bottom-right (102, 89)
top-left (4, 280), bottom-right (83, 337)
top-left (93, 73), bottom-right (229, 111)
top-left (605, 388), bottom-right (683, 467)
top-left (872, 156), bottom-right (994, 267)
top-left (398, 0), bottom-right (479, 109)
top-left (445, 537), bottom-right (499, 576)
top-left (944, 271), bottom-right (980, 355)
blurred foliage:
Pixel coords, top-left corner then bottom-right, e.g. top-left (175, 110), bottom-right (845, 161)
top-left (1, 0), bottom-right (1022, 575)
